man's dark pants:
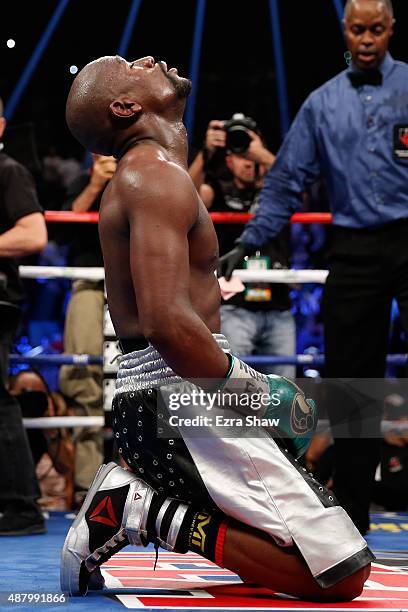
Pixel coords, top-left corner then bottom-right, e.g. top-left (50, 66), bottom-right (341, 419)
top-left (0, 304), bottom-right (42, 515)
top-left (322, 220), bottom-right (408, 533)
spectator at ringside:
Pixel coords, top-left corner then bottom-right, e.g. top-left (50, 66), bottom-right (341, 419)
top-left (10, 369), bottom-right (75, 511)
top-left (189, 116), bottom-right (296, 378)
top-left (0, 97), bottom-right (48, 535)
top-left (59, 153), bottom-right (116, 508)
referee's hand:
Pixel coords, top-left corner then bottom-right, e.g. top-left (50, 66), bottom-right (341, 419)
top-left (217, 244), bottom-right (247, 281)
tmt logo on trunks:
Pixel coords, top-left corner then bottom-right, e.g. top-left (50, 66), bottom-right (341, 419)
top-left (290, 393), bottom-right (315, 435)
top-left (190, 512), bottom-right (211, 553)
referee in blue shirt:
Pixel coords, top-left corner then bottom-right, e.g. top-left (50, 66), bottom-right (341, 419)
top-left (219, 0), bottom-right (408, 534)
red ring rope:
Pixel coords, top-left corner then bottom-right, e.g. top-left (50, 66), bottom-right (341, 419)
top-left (44, 211), bottom-right (332, 224)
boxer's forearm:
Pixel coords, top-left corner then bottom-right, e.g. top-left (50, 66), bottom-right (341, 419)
top-left (71, 183), bottom-right (103, 212)
top-left (0, 214), bottom-right (47, 257)
top-left (143, 310), bottom-right (230, 382)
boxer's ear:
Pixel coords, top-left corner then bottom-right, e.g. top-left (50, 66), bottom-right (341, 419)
top-left (109, 98), bottom-right (142, 121)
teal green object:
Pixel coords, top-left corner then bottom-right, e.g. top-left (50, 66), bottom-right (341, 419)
top-left (265, 376), bottom-right (317, 458)
top-left (344, 51), bottom-right (352, 66)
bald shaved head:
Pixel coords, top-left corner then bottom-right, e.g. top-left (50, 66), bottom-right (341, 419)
top-left (66, 56), bottom-right (121, 156)
top-left (66, 55), bottom-right (191, 157)
top-left (344, 0), bottom-right (393, 20)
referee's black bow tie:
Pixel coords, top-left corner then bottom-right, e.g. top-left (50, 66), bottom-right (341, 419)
top-left (347, 68), bottom-right (383, 88)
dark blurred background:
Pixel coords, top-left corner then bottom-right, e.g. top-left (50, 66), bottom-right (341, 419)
top-left (2, 0), bottom-right (408, 386)
top-left (2, 0), bottom-right (407, 160)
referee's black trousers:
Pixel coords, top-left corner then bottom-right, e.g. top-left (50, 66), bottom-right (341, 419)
top-left (322, 220), bottom-right (408, 533)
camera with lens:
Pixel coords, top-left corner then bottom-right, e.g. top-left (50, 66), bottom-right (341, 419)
top-left (223, 113), bottom-right (258, 154)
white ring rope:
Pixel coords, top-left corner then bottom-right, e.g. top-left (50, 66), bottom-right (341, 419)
top-left (20, 264), bottom-right (403, 442)
top-left (233, 269), bottom-right (328, 284)
top-left (19, 266), bottom-right (104, 281)
top-left (23, 416), bottom-right (105, 428)
top-left (19, 266), bottom-right (329, 284)
top-left (23, 415), bottom-right (408, 434)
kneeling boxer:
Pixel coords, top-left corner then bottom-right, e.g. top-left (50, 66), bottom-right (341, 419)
top-left (61, 54), bottom-right (373, 601)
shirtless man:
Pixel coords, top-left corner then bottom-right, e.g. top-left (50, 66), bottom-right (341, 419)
top-left (61, 55), bottom-right (372, 600)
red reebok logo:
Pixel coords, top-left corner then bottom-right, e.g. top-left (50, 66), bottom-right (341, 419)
top-left (89, 496), bottom-right (119, 528)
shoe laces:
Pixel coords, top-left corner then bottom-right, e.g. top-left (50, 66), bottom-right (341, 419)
top-left (83, 528), bottom-right (129, 574)
top-left (153, 538), bottom-right (160, 571)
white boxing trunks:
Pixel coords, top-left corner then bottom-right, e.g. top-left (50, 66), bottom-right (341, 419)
top-left (113, 333), bottom-right (374, 588)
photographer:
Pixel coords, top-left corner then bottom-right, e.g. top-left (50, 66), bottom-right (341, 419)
top-left (189, 115), bottom-right (295, 378)
top-left (189, 114), bottom-right (274, 198)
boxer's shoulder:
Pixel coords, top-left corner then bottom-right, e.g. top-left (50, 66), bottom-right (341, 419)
top-left (108, 148), bottom-right (199, 224)
top-left (118, 144), bottom-right (186, 181)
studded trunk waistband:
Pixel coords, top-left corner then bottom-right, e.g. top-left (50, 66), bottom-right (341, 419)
top-left (115, 334), bottom-right (230, 395)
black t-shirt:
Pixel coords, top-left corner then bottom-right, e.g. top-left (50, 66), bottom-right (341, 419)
top-left (210, 178), bottom-right (291, 311)
top-left (62, 173), bottom-right (103, 267)
top-left (0, 151), bottom-right (43, 304)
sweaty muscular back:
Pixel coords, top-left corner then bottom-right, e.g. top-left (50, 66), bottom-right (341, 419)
top-left (99, 143), bottom-right (221, 344)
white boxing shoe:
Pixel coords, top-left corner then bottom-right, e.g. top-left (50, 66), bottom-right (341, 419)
top-left (60, 462), bottom-right (156, 596)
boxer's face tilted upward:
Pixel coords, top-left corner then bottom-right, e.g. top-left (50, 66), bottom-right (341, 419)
top-left (126, 56), bottom-right (192, 101)
top-left (66, 55), bottom-right (191, 156)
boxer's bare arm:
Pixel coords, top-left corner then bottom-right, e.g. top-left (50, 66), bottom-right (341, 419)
top-left (118, 157), bottom-right (229, 380)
